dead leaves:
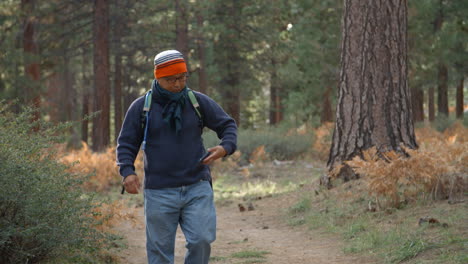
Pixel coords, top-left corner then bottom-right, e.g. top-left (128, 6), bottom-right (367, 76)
top-left (344, 125), bottom-right (468, 208)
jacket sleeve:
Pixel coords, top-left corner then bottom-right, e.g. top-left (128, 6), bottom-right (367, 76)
top-left (116, 98), bottom-right (144, 178)
top-left (198, 93), bottom-right (238, 155)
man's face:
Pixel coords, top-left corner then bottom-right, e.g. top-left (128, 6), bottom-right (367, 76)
top-left (158, 73), bottom-right (188, 93)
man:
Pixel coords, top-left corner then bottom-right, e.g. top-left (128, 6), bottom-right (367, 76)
top-left (116, 50), bottom-right (237, 264)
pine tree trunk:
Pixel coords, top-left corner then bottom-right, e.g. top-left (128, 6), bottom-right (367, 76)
top-left (411, 86), bottom-right (424, 122)
top-left (269, 59), bottom-right (283, 125)
top-left (81, 54), bottom-right (90, 145)
top-left (82, 92), bottom-right (89, 145)
top-left (327, 0), bottom-right (417, 181)
top-left (45, 72), bottom-right (62, 123)
top-left (92, 0), bottom-right (111, 152)
top-left (437, 64), bottom-right (449, 116)
top-left (196, 13), bottom-right (208, 94)
top-left (22, 0), bottom-right (41, 123)
top-left (321, 86), bottom-right (334, 124)
top-left (428, 87), bottom-right (435, 121)
top-left (269, 81), bottom-right (277, 125)
top-left (214, 0), bottom-right (242, 126)
top-left (113, 16), bottom-right (123, 144)
top-left (225, 86), bottom-right (241, 126)
top-left (63, 52), bottom-right (80, 148)
top-left (456, 77), bottom-right (464, 119)
top-left (175, 0), bottom-right (190, 69)
top-left (114, 54), bottom-right (123, 144)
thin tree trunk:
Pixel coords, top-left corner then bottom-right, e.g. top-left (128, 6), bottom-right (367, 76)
top-left (456, 77), bottom-right (464, 119)
top-left (175, 0), bottom-right (190, 69)
top-left (214, 0), bottom-right (242, 126)
top-left (113, 13), bottom-right (124, 144)
top-left (269, 59), bottom-right (283, 125)
top-left (327, 0), bottom-right (417, 181)
top-left (269, 79), bottom-right (277, 125)
top-left (45, 72), bottom-right (62, 123)
top-left (225, 83), bottom-right (241, 126)
top-left (428, 87), bottom-right (435, 121)
top-left (114, 53), bottom-right (123, 143)
top-left (437, 64), bottom-right (449, 116)
top-left (411, 86), bottom-right (424, 122)
top-left (433, 0), bottom-right (448, 117)
top-left (123, 58), bottom-right (134, 112)
top-left (63, 50), bottom-right (73, 122)
top-left (92, 0), bottom-right (111, 152)
top-left (82, 92), bottom-right (89, 144)
top-left (63, 51), bottom-right (80, 148)
top-left (22, 0), bottom-right (41, 124)
top-left (196, 13), bottom-right (208, 94)
top-left (81, 54), bottom-right (90, 145)
top-left (321, 86), bottom-right (334, 124)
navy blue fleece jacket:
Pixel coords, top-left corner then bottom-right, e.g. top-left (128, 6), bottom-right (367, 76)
top-left (116, 86), bottom-right (237, 189)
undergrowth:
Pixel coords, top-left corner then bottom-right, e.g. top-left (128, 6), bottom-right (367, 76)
top-left (344, 122), bottom-right (467, 208)
top-left (0, 104), bottom-right (117, 263)
top-left (286, 123), bottom-right (468, 263)
top-left (288, 181), bottom-right (467, 263)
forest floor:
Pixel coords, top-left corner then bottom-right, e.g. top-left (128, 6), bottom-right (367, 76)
top-left (110, 157), bottom-right (467, 264)
top-left (111, 160), bottom-right (377, 264)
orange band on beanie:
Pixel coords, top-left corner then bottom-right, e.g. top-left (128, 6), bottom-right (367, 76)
top-left (154, 60), bottom-right (187, 79)
top-left (154, 50), bottom-right (188, 79)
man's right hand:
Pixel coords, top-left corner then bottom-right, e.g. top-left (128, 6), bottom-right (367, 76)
top-left (123, 174), bottom-right (141, 194)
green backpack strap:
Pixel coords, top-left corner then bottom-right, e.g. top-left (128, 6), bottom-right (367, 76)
top-left (141, 89), bottom-right (152, 150)
top-left (141, 87), bottom-right (203, 150)
top-left (143, 89), bottom-right (152, 113)
top-left (187, 88), bottom-right (202, 119)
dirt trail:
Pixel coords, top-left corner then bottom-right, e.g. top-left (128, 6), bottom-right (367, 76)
top-left (114, 191), bottom-right (375, 264)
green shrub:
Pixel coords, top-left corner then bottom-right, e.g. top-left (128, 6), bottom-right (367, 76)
top-left (432, 114), bottom-right (456, 132)
top-left (203, 126), bottom-right (314, 162)
top-left (238, 127), bottom-right (313, 161)
top-left (203, 127), bottom-right (313, 161)
top-left (0, 105), bottom-right (110, 263)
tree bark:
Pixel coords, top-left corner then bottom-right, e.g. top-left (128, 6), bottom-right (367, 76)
top-left (428, 87), bottom-right (435, 121)
top-left (456, 77), bottom-right (464, 119)
top-left (113, 15), bottom-right (123, 144)
top-left (92, 0), bottom-right (111, 152)
top-left (175, 0), bottom-right (190, 69)
top-left (214, 0), bottom-right (242, 126)
top-left (327, 0), bottom-right (417, 180)
top-left (437, 63), bottom-right (449, 116)
top-left (224, 84), bottom-right (241, 126)
top-left (114, 54), bottom-right (123, 144)
top-left (321, 86), bottom-right (334, 124)
top-left (269, 59), bottom-right (283, 125)
top-left (81, 54), bottom-right (90, 145)
top-left (22, 0), bottom-right (41, 123)
top-left (45, 72), bottom-right (63, 123)
top-left (82, 92), bottom-right (89, 144)
top-left (196, 13), bottom-right (208, 94)
top-left (411, 86), bottom-right (424, 122)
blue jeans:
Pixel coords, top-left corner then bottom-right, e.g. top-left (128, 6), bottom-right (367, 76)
top-left (144, 180), bottom-right (216, 264)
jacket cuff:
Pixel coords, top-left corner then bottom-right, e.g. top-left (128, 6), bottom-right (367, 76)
top-left (120, 166), bottom-right (136, 179)
top-left (220, 143), bottom-right (233, 156)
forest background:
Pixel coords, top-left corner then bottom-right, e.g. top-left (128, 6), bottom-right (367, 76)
top-left (0, 0), bottom-right (467, 263)
top-left (1, 0), bottom-right (466, 149)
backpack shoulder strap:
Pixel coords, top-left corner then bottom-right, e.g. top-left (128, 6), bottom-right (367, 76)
top-left (187, 88), bottom-right (202, 119)
top-left (143, 89), bottom-right (152, 113)
top-left (141, 89), bottom-right (152, 150)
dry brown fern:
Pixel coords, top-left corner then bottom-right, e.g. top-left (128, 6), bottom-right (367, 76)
top-left (345, 125), bottom-right (467, 208)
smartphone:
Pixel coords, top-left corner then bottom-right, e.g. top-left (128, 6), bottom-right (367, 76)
top-left (199, 152), bottom-right (211, 164)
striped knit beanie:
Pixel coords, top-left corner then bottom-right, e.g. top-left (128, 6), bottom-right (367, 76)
top-left (154, 50), bottom-right (187, 79)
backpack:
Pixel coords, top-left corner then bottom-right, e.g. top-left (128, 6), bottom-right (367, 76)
top-left (141, 88), bottom-right (203, 150)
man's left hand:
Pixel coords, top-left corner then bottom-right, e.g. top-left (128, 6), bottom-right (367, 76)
top-left (203, 145), bottom-right (227, 164)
